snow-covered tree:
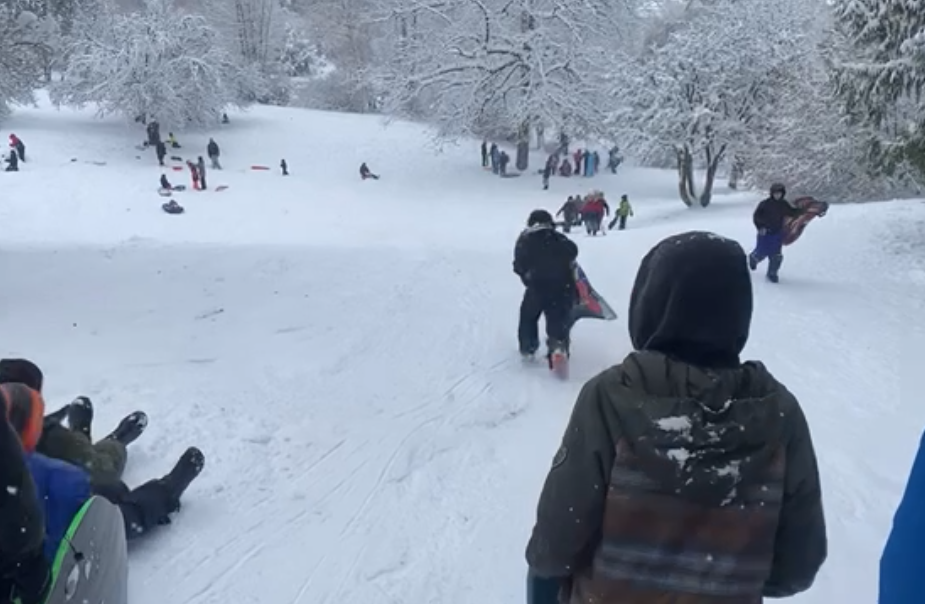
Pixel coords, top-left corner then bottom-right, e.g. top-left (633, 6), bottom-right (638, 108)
top-left (51, 0), bottom-right (249, 126)
top-left (609, 0), bottom-right (818, 207)
top-left (372, 0), bottom-right (637, 157)
top-left (833, 0), bottom-right (925, 182)
top-left (0, 4), bottom-right (53, 119)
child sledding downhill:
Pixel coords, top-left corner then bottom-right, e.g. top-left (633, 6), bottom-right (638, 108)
top-left (0, 360), bottom-right (205, 604)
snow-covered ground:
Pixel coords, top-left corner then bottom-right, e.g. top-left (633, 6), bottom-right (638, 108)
top-left (1, 93), bottom-right (922, 603)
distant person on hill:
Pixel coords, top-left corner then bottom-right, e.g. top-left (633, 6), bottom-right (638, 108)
top-left (499, 151), bottom-right (510, 176)
top-left (155, 140), bottom-right (167, 166)
top-left (558, 158), bottom-right (573, 177)
top-left (5, 148), bottom-right (18, 171)
top-left (359, 162), bottom-right (379, 180)
top-left (556, 196), bottom-right (581, 233)
top-left (197, 156), bottom-right (207, 190)
top-left (280, 159), bottom-right (289, 176)
top-left (490, 143), bottom-right (500, 174)
top-left (542, 155), bottom-right (555, 190)
top-left (481, 140), bottom-right (488, 168)
top-left (525, 231), bottom-right (827, 604)
top-left (186, 160), bottom-right (200, 190)
top-left (9, 133), bottom-right (25, 162)
top-left (206, 138), bottom-right (221, 169)
top-left (160, 174), bottom-right (172, 191)
top-left (582, 192), bottom-right (609, 236)
top-left (221, 113), bottom-right (230, 124)
top-left (749, 183), bottom-right (804, 283)
top-left (167, 133), bottom-right (180, 149)
top-left (608, 194), bottom-right (634, 231)
top-left (146, 120), bottom-right (160, 146)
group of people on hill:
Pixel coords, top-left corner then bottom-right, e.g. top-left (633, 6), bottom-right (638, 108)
top-left (4, 133), bottom-right (26, 171)
top-left (158, 137), bottom-right (223, 192)
top-left (556, 192), bottom-right (634, 235)
top-left (481, 141), bottom-right (512, 176)
top-left (0, 359), bottom-right (204, 603)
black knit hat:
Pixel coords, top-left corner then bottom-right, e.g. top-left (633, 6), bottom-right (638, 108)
top-left (527, 209), bottom-right (554, 227)
top-left (0, 359), bottom-right (44, 392)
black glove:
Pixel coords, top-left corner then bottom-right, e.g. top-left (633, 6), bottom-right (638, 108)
top-left (2, 551), bottom-right (51, 604)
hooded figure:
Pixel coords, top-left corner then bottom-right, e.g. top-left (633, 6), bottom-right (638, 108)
top-left (880, 428), bottom-right (925, 603)
top-left (513, 209), bottom-right (578, 361)
top-left (525, 231), bottom-right (826, 604)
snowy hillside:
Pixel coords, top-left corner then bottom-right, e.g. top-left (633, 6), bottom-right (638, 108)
top-left (1, 94), bottom-right (923, 604)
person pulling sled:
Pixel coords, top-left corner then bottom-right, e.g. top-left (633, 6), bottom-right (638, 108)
top-left (513, 210), bottom-right (578, 369)
top-left (556, 196), bottom-right (582, 233)
top-left (749, 183), bottom-right (803, 283)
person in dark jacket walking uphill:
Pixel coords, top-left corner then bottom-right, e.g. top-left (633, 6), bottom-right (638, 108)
top-left (525, 231), bottom-right (827, 604)
top-left (749, 183), bottom-right (802, 283)
top-left (207, 138), bottom-right (221, 169)
top-left (513, 210), bottom-right (578, 362)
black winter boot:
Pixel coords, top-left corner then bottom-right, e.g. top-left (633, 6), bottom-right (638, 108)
top-left (767, 254), bottom-right (783, 283)
top-left (67, 397), bottom-right (94, 440)
top-left (103, 411), bottom-right (148, 446)
top-left (161, 447), bottom-right (205, 507)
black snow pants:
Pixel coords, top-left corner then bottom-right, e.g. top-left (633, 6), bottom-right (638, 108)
top-left (93, 478), bottom-right (178, 540)
top-left (518, 285), bottom-right (574, 354)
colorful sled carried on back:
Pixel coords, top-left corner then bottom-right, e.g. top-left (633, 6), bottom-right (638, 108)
top-left (15, 496), bottom-right (128, 604)
top-left (570, 262), bottom-right (617, 324)
top-left (783, 196), bottom-right (828, 246)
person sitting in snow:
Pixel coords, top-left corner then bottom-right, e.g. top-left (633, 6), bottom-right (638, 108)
top-left (0, 382), bottom-right (205, 594)
top-left (5, 148), bottom-right (18, 172)
top-left (167, 132), bottom-right (181, 149)
top-left (525, 231), bottom-right (827, 604)
top-left (359, 162), bottom-right (379, 180)
top-left (749, 183), bottom-right (804, 283)
top-left (160, 174), bottom-right (172, 191)
top-left (0, 358), bottom-right (146, 492)
top-left (9, 134), bottom-right (25, 162)
top-left (558, 158), bottom-right (573, 177)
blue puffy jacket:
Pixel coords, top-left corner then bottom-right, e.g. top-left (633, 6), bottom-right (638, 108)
top-left (24, 453), bottom-right (92, 561)
top-left (880, 429), bottom-right (925, 603)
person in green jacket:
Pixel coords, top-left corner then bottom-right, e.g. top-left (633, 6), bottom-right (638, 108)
top-left (0, 359), bottom-right (147, 490)
top-left (608, 194), bottom-right (634, 230)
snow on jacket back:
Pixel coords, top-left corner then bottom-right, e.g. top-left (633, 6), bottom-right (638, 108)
top-left (880, 428), bottom-right (925, 604)
top-left (24, 453), bottom-right (92, 561)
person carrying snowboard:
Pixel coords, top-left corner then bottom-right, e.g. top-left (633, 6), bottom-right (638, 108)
top-left (608, 194), bottom-right (633, 230)
top-left (2, 382), bottom-right (205, 565)
top-left (513, 210), bottom-right (578, 366)
top-left (207, 138), bottom-right (221, 169)
top-left (0, 358), bottom-right (146, 491)
top-left (749, 182), bottom-right (803, 283)
top-left (525, 230), bottom-right (827, 604)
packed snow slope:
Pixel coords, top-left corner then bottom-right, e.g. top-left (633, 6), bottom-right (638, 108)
top-left (0, 93), bottom-right (922, 604)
